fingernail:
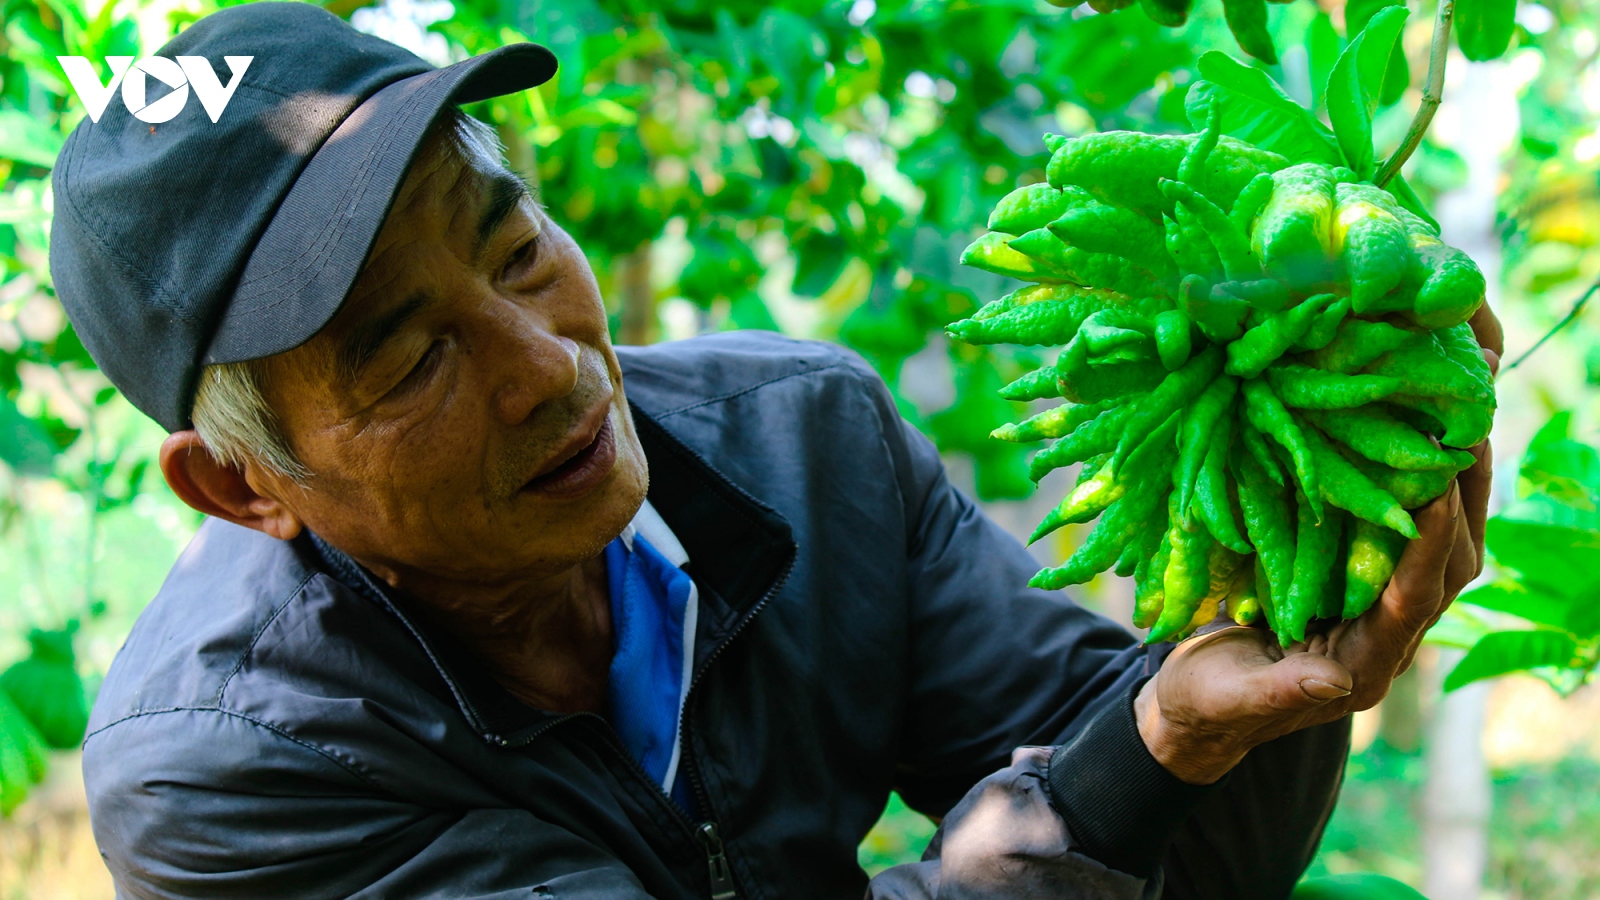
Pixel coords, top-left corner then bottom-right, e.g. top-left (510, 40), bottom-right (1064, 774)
top-left (1300, 678), bottom-right (1352, 701)
top-left (1450, 484), bottom-right (1462, 518)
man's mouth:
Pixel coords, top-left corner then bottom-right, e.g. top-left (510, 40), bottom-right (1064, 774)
top-left (520, 414), bottom-right (618, 500)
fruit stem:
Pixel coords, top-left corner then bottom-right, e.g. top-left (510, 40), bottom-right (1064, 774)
top-left (1375, 0), bottom-right (1454, 188)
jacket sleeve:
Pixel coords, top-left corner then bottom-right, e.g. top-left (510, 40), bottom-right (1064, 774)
top-left (84, 709), bottom-right (651, 900)
top-left (858, 357), bottom-right (1348, 895)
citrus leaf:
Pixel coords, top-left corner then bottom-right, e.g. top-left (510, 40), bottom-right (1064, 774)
top-left (1443, 630), bottom-right (1580, 692)
top-left (1485, 514), bottom-right (1600, 601)
top-left (1293, 872), bottom-right (1429, 900)
top-left (1516, 414), bottom-right (1600, 508)
top-left (1457, 580), bottom-right (1598, 635)
top-left (1187, 52), bottom-right (1344, 166)
top-left (1528, 411), bottom-right (1573, 450)
top-left (1352, 6), bottom-right (1410, 104)
top-left (1324, 5), bottom-right (1408, 179)
top-left (792, 234), bottom-right (849, 297)
top-left (0, 395), bottom-right (58, 477)
top-left (1384, 174), bottom-right (1439, 232)
top-left (1519, 438), bottom-right (1600, 510)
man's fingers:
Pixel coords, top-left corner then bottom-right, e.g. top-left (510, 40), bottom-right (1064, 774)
top-left (1382, 482), bottom-right (1460, 630)
top-left (1261, 651), bottom-right (1354, 714)
top-left (1444, 496), bottom-right (1479, 600)
top-left (1469, 302), bottom-right (1504, 358)
top-left (1460, 441), bottom-right (1492, 572)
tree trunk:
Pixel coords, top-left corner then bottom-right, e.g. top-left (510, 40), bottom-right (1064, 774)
top-left (1422, 652), bottom-right (1492, 900)
top-left (617, 242), bottom-right (655, 346)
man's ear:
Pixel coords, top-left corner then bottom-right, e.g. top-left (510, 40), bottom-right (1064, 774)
top-left (160, 431), bottom-right (305, 541)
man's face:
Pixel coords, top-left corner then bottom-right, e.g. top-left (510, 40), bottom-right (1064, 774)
top-left (253, 121), bottom-right (648, 587)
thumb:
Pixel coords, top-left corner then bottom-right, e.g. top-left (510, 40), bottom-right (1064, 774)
top-left (1257, 652), bottom-right (1353, 713)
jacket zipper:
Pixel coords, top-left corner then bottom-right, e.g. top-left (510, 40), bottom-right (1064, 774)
top-left (590, 720), bottom-right (742, 899)
top-left (495, 542), bottom-right (797, 900)
top-left (679, 546), bottom-right (798, 813)
top-left (675, 544), bottom-right (796, 900)
top-left (697, 822), bottom-right (739, 900)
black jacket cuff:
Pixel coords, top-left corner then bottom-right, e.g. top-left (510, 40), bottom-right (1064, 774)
top-left (1045, 676), bottom-right (1221, 878)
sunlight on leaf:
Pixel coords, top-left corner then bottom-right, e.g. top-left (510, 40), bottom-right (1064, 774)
top-left (1187, 52), bottom-right (1344, 166)
top-left (1443, 630), bottom-right (1581, 692)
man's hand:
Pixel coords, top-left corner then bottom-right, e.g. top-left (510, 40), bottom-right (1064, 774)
top-left (1135, 304), bottom-right (1503, 786)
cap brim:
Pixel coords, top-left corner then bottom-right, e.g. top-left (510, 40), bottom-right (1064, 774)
top-left (203, 43), bottom-right (556, 366)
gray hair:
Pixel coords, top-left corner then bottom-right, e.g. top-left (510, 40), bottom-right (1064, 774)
top-left (191, 108), bottom-right (506, 480)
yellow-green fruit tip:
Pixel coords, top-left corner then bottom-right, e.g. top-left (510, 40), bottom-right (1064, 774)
top-left (1028, 568), bottom-right (1064, 589)
top-left (1144, 622), bottom-right (1177, 644)
top-left (1385, 509), bottom-right (1420, 540)
top-left (1027, 515), bottom-right (1063, 546)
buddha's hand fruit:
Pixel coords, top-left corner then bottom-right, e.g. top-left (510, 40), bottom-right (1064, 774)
top-left (950, 112), bottom-right (1494, 645)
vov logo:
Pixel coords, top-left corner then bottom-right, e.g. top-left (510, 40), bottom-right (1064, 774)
top-left (57, 56), bottom-right (253, 124)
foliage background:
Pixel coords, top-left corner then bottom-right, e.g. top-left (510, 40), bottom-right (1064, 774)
top-left (4, 0), bottom-right (1600, 895)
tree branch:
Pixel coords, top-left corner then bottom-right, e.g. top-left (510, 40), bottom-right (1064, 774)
top-left (1501, 274), bottom-right (1600, 376)
top-left (1375, 0), bottom-right (1455, 187)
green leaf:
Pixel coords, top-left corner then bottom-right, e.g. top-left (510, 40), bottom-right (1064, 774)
top-left (1457, 580), bottom-right (1598, 635)
top-left (1425, 602), bottom-right (1503, 650)
top-left (1519, 437), bottom-right (1600, 510)
top-left (1529, 411), bottom-right (1573, 450)
top-left (1352, 7), bottom-right (1410, 105)
top-left (1343, 0), bottom-right (1396, 36)
top-left (1343, 0), bottom-right (1409, 107)
top-left (1293, 873), bottom-right (1429, 900)
top-left (714, 9), bottom-right (751, 99)
top-left (1485, 514), bottom-right (1600, 601)
top-left (1305, 12), bottom-right (1341, 114)
top-left (1443, 630), bottom-right (1580, 692)
top-left (1187, 52), bottom-right (1344, 166)
top-left (0, 110), bottom-right (64, 169)
top-left (1385, 175), bottom-right (1439, 232)
top-left (0, 395), bottom-right (58, 477)
top-left (792, 234), bottom-right (848, 297)
top-left (1456, 0), bottom-right (1518, 62)
top-left (1324, 5), bottom-right (1408, 179)
top-left (752, 9), bottom-right (825, 104)
top-left (1498, 495), bottom-right (1600, 539)
top-left (726, 291), bottom-right (781, 332)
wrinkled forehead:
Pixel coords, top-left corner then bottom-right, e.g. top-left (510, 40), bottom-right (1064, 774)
top-left (386, 114), bottom-right (517, 233)
top-left (269, 115), bottom-right (530, 387)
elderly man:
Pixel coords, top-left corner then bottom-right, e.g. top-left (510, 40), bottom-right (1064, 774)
top-left (55, 4), bottom-right (1494, 898)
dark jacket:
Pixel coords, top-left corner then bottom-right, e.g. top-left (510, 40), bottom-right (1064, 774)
top-left (84, 332), bottom-right (1348, 899)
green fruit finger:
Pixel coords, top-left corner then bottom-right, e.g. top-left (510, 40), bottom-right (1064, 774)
top-left (1148, 492), bottom-right (1216, 643)
top-left (1242, 377), bottom-right (1322, 517)
top-left (1284, 488), bottom-right (1342, 642)
top-left (1226, 293), bottom-right (1337, 378)
top-left (1253, 163), bottom-right (1336, 289)
top-left (1344, 518), bottom-right (1410, 619)
top-left (1333, 182), bottom-right (1414, 315)
top-left (1265, 365), bottom-right (1404, 409)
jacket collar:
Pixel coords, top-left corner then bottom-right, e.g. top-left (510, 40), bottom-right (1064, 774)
top-left (306, 406), bottom-right (796, 745)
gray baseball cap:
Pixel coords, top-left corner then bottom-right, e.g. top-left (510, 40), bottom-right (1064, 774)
top-left (50, 2), bottom-right (556, 431)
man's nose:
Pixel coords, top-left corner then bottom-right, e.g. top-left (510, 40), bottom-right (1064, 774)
top-left (482, 302), bottom-right (581, 427)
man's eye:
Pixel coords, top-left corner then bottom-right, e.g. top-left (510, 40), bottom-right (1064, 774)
top-left (389, 341), bottom-right (444, 396)
top-left (503, 237), bottom-right (539, 280)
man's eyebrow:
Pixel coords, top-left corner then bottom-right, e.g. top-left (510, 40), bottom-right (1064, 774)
top-left (474, 170), bottom-right (532, 262)
top-left (335, 291), bottom-right (431, 384)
